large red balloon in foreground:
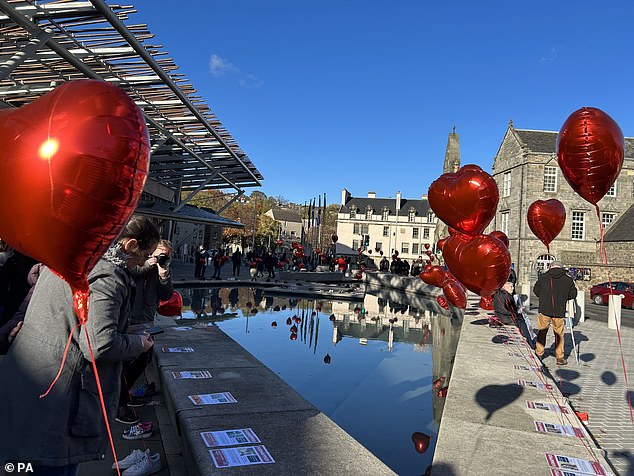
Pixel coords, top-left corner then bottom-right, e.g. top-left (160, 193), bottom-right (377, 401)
top-left (527, 199), bottom-right (566, 252)
top-left (557, 107), bottom-right (624, 206)
top-left (428, 164), bottom-right (499, 236)
top-left (442, 233), bottom-right (511, 298)
top-left (0, 80), bottom-right (149, 315)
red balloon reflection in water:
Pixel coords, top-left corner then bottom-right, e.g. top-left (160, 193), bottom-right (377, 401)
top-left (329, 314), bottom-right (336, 321)
top-left (428, 164), bottom-right (499, 236)
top-left (411, 432), bottom-right (431, 454)
top-left (0, 80), bottom-right (150, 322)
top-left (286, 317), bottom-right (292, 325)
top-left (290, 324), bottom-right (298, 333)
top-left (271, 322), bottom-right (277, 328)
top-left (557, 107), bottom-right (624, 206)
top-left (527, 199), bottom-right (566, 252)
top-left (290, 333), bottom-right (298, 341)
top-left (323, 354), bottom-right (331, 364)
top-left (438, 387), bottom-right (448, 398)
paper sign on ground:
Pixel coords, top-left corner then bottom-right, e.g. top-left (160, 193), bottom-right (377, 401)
top-left (210, 445), bottom-right (275, 468)
top-left (550, 470), bottom-right (591, 476)
top-left (526, 401), bottom-right (570, 414)
top-left (508, 352), bottom-right (524, 358)
top-left (534, 421), bottom-right (584, 438)
top-left (172, 370), bottom-right (213, 379)
top-left (515, 365), bottom-right (544, 372)
top-left (519, 379), bottom-right (553, 390)
top-left (201, 428), bottom-right (261, 448)
top-left (545, 453), bottom-right (611, 475)
top-left (172, 326), bottom-right (193, 331)
top-left (161, 346), bottom-right (194, 353)
top-left (188, 392), bottom-right (237, 405)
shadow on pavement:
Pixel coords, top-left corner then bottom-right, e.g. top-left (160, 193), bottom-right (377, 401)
top-left (601, 371), bottom-right (617, 386)
top-left (475, 383), bottom-right (524, 421)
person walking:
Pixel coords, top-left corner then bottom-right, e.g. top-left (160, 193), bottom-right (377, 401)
top-left (533, 260), bottom-right (577, 366)
top-left (0, 215), bottom-right (158, 473)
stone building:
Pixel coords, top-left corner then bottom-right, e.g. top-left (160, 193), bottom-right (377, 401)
top-left (489, 121), bottom-right (634, 294)
top-left (336, 189), bottom-right (436, 265)
top-left (264, 208), bottom-right (303, 239)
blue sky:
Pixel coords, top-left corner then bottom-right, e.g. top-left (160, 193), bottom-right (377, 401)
top-left (132, 0), bottom-right (634, 205)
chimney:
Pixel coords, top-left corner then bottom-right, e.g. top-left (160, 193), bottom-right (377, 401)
top-left (421, 193), bottom-right (428, 200)
top-left (341, 188), bottom-right (350, 206)
top-left (396, 191), bottom-right (402, 211)
top-left (367, 191), bottom-right (376, 199)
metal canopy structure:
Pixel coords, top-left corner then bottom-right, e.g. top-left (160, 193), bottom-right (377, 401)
top-left (0, 0), bottom-right (263, 203)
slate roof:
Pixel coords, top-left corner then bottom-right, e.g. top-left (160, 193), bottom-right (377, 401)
top-left (268, 208), bottom-right (303, 223)
top-left (515, 129), bottom-right (634, 157)
top-left (341, 197), bottom-right (431, 216)
top-left (603, 204), bottom-right (634, 242)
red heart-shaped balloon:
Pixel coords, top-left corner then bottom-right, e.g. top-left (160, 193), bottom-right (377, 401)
top-left (420, 265), bottom-right (446, 287)
top-left (489, 231), bottom-right (509, 248)
top-left (437, 296), bottom-right (449, 310)
top-left (428, 164), bottom-right (499, 235)
top-left (527, 199), bottom-right (566, 252)
top-left (442, 233), bottom-right (511, 297)
top-left (0, 80), bottom-right (149, 292)
top-left (442, 279), bottom-right (467, 309)
top-left (557, 107), bottom-right (624, 205)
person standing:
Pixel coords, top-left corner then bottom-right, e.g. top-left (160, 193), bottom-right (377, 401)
top-left (232, 249), bottom-right (242, 277)
top-left (533, 260), bottom-right (577, 366)
top-left (0, 215), bottom-right (158, 474)
top-left (194, 245), bottom-right (205, 279)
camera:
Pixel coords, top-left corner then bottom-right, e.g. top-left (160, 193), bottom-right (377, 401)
top-left (157, 253), bottom-right (171, 268)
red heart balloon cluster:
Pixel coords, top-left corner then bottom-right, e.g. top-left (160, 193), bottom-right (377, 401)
top-left (527, 199), bottom-right (566, 252)
top-left (557, 107), bottom-right (624, 206)
top-left (428, 164), bottom-right (499, 236)
top-left (0, 80), bottom-right (149, 301)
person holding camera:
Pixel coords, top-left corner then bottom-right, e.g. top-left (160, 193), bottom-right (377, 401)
top-left (116, 239), bottom-right (173, 423)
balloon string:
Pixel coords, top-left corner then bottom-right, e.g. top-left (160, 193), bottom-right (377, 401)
top-left (83, 325), bottom-right (121, 476)
top-left (39, 322), bottom-right (82, 399)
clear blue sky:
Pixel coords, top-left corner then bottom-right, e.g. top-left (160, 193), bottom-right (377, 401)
top-left (131, 0), bottom-right (634, 205)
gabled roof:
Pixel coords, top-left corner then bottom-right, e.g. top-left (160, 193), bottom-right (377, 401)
top-left (514, 129), bottom-right (634, 157)
top-left (135, 201), bottom-right (244, 228)
top-left (604, 204), bottom-right (634, 242)
top-left (268, 208), bottom-right (302, 223)
top-left (341, 196), bottom-right (431, 216)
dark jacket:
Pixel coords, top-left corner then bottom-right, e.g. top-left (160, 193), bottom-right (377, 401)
top-left (533, 267), bottom-right (577, 318)
top-left (0, 246), bottom-right (145, 465)
top-left (493, 287), bottom-right (518, 325)
top-left (130, 262), bottom-right (173, 324)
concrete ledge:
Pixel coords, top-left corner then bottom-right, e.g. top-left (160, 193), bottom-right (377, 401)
top-left (431, 299), bottom-right (612, 475)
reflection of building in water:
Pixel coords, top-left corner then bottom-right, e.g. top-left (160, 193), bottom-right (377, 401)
top-left (431, 314), bottom-right (461, 426)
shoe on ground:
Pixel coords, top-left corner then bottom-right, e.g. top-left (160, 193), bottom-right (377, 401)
top-left (557, 358), bottom-right (568, 366)
top-left (116, 406), bottom-right (140, 425)
top-left (129, 382), bottom-right (157, 399)
top-left (113, 449), bottom-right (149, 470)
top-left (122, 451), bottom-right (161, 476)
top-left (123, 421), bottom-right (153, 440)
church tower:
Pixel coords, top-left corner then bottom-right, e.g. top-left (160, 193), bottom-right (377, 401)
top-left (433, 127), bottom-right (461, 248)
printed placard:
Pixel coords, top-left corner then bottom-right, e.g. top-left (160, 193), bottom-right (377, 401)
top-left (550, 470), bottom-right (588, 476)
top-left (526, 401), bottom-right (570, 414)
top-left (534, 421), bottom-right (584, 438)
top-left (210, 445), bottom-right (275, 468)
top-left (189, 392), bottom-right (237, 405)
top-left (161, 346), bottom-right (194, 353)
top-left (519, 380), bottom-right (553, 390)
top-left (172, 370), bottom-right (213, 379)
top-left (201, 428), bottom-right (261, 448)
top-left (508, 352), bottom-right (524, 358)
top-left (545, 453), bottom-right (611, 475)
top-left (515, 365), bottom-right (544, 372)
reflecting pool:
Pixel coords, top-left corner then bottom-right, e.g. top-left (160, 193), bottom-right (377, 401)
top-left (176, 286), bottom-right (463, 475)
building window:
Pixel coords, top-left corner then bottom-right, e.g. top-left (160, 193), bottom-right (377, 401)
top-left (572, 211), bottom-right (585, 240)
top-left (602, 212), bottom-right (616, 228)
top-left (412, 228), bottom-right (419, 239)
top-left (412, 243), bottom-right (419, 254)
top-left (500, 211), bottom-right (509, 235)
top-left (352, 239), bottom-right (359, 250)
top-left (606, 182), bottom-right (617, 197)
top-left (544, 166), bottom-right (557, 192)
top-left (382, 208), bottom-right (389, 220)
top-left (503, 172), bottom-right (511, 197)
top-left (383, 226), bottom-right (389, 237)
top-left (366, 208), bottom-right (373, 220)
top-left (632, 179), bottom-right (634, 197)
top-left (349, 209), bottom-right (356, 219)
top-left (408, 209), bottom-right (416, 222)
top-left (427, 211), bottom-right (434, 222)
top-left (401, 243), bottom-right (409, 254)
top-left (423, 228), bottom-right (430, 239)
top-left (353, 223), bottom-right (360, 234)
top-left (375, 242), bottom-right (382, 251)
top-left (361, 224), bottom-right (369, 234)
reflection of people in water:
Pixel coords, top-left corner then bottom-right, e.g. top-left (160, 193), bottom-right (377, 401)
top-left (228, 288), bottom-right (239, 308)
top-left (254, 288), bottom-right (264, 306)
top-left (210, 288), bottom-right (222, 316)
top-left (289, 298), bottom-right (298, 309)
top-left (191, 288), bottom-right (206, 316)
top-left (265, 296), bottom-right (274, 309)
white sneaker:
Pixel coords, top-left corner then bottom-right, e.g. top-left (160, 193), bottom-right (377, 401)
top-left (122, 451), bottom-right (161, 476)
top-left (112, 449), bottom-right (147, 470)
